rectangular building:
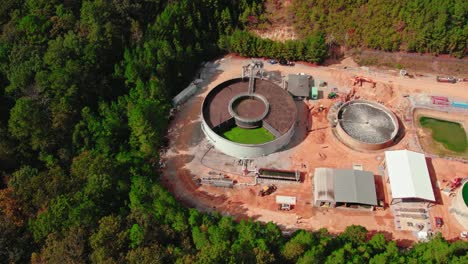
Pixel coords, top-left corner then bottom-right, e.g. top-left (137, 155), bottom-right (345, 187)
top-left (287, 74), bottom-right (313, 98)
top-left (384, 150), bottom-right (435, 204)
top-left (314, 168), bottom-right (377, 209)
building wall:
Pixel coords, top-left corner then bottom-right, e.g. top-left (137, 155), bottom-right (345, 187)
top-left (201, 119), bottom-right (295, 158)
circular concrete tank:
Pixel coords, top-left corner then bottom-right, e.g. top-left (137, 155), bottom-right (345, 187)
top-left (201, 78), bottom-right (297, 158)
top-left (335, 100), bottom-right (399, 151)
top-left (228, 93), bottom-right (270, 128)
top-left (450, 181), bottom-right (468, 229)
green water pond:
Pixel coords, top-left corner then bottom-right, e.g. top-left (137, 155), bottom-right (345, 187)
top-left (419, 117), bottom-right (467, 153)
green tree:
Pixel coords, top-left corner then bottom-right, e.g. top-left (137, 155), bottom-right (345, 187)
top-left (8, 97), bottom-right (49, 151)
top-left (37, 226), bottom-right (88, 264)
top-left (90, 215), bottom-right (128, 264)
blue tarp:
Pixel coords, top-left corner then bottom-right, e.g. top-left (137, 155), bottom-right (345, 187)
top-left (452, 101), bottom-right (468, 109)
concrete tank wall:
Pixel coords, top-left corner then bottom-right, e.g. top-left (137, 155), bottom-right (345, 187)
top-left (201, 119), bottom-right (295, 158)
top-left (335, 100), bottom-right (399, 151)
top-left (450, 181), bottom-right (468, 229)
top-left (336, 122), bottom-right (396, 151)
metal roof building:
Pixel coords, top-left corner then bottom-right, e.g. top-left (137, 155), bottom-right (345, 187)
top-left (313, 168), bottom-right (377, 208)
top-left (384, 150), bottom-right (435, 202)
top-left (287, 74), bottom-right (312, 98)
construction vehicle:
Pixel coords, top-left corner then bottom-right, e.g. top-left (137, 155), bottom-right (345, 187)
top-left (279, 58), bottom-right (294, 66)
top-left (258, 184), bottom-right (277, 196)
top-left (351, 76), bottom-right (376, 88)
top-left (328, 92), bottom-right (337, 99)
top-left (400, 69), bottom-right (414, 78)
top-left (461, 231), bottom-right (468, 238)
top-left (449, 178), bottom-right (462, 190)
top-left (436, 76), bottom-right (456, 83)
top-left (343, 86), bottom-right (357, 102)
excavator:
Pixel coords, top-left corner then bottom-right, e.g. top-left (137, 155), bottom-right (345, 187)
top-left (351, 76), bottom-right (376, 88)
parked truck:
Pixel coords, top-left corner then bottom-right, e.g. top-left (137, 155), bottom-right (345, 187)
top-left (436, 76), bottom-right (456, 83)
top-left (258, 184), bottom-right (277, 196)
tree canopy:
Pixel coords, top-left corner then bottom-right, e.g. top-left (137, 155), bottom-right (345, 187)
top-left (0, 1), bottom-right (466, 263)
top-left (291, 0), bottom-right (467, 57)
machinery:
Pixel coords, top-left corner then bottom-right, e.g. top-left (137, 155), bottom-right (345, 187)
top-left (434, 217), bottom-right (443, 228)
top-left (436, 76), bottom-right (457, 83)
top-left (351, 76), bottom-right (376, 88)
top-left (461, 231), bottom-right (468, 238)
top-left (328, 92), bottom-right (337, 99)
top-left (450, 178), bottom-right (462, 190)
top-left (279, 58), bottom-right (294, 66)
top-left (258, 184), bottom-right (277, 196)
top-left (400, 69), bottom-right (414, 78)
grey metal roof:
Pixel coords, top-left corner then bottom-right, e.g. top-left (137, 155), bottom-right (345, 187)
top-left (314, 168), bottom-right (335, 202)
top-left (287, 74), bottom-right (311, 97)
top-left (334, 169), bottom-right (377, 205)
top-left (313, 168), bottom-right (377, 205)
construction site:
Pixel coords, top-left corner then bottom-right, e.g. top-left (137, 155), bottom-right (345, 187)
top-left (161, 54), bottom-right (468, 245)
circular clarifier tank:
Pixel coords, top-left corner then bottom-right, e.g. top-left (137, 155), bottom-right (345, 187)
top-left (336, 100), bottom-right (399, 151)
top-left (201, 77), bottom-right (297, 158)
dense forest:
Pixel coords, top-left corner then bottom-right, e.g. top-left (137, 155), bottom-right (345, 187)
top-left (0, 0), bottom-right (467, 263)
top-left (291, 0), bottom-right (467, 57)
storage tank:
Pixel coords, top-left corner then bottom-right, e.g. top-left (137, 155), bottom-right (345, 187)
top-left (201, 78), bottom-right (297, 158)
top-left (450, 181), bottom-right (468, 229)
top-left (335, 100), bottom-right (399, 151)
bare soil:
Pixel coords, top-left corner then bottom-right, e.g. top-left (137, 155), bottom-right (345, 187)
top-left (351, 49), bottom-right (468, 76)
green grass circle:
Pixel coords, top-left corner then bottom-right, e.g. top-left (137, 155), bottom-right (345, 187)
top-left (222, 126), bottom-right (275, 144)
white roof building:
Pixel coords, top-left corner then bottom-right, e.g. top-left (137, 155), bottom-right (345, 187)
top-left (276, 195), bottom-right (297, 205)
top-left (384, 150), bottom-right (435, 202)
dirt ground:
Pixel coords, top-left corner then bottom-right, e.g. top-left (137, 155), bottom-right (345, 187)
top-left (161, 54), bottom-right (468, 246)
top-left (351, 50), bottom-right (468, 76)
